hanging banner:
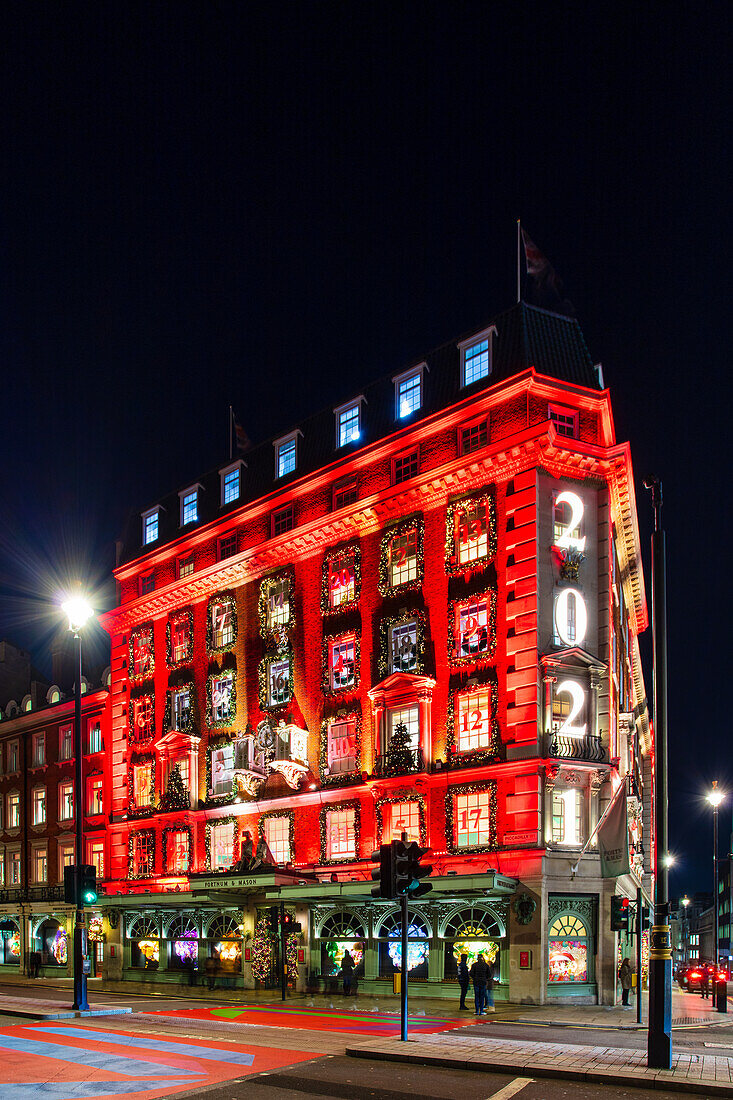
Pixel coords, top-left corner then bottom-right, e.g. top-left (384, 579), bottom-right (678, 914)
top-left (598, 787), bottom-right (630, 878)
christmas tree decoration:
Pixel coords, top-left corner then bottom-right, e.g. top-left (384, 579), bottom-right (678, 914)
top-left (444, 782), bottom-right (498, 854)
top-left (377, 609), bottom-right (426, 679)
top-left (444, 492), bottom-right (497, 576)
top-left (378, 517), bottom-right (424, 597)
top-left (129, 625), bottom-right (155, 684)
top-left (319, 709), bottom-right (362, 787)
top-left (159, 765), bottom-right (190, 813)
top-left (322, 630), bottom-right (360, 696)
top-left (206, 593), bottom-right (238, 654)
top-left (286, 928), bottom-right (299, 982)
top-left (206, 669), bottom-right (237, 728)
top-left (382, 721), bottom-right (418, 777)
top-left (251, 914), bottom-right (274, 983)
top-left (321, 544), bottom-right (361, 615)
top-left (165, 609), bottom-right (194, 668)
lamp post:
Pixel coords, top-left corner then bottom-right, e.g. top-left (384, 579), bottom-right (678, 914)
top-left (707, 783), bottom-right (724, 1000)
top-left (61, 595), bottom-right (94, 1012)
top-left (680, 896), bottom-right (690, 965)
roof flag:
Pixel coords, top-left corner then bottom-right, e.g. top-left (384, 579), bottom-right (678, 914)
top-left (519, 226), bottom-right (576, 317)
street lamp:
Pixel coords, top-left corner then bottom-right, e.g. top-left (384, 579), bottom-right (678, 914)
top-left (707, 783), bottom-right (724, 995)
top-left (61, 594), bottom-right (94, 1012)
top-left (680, 895), bottom-right (691, 965)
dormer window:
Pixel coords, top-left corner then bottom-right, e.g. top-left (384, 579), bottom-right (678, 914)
top-left (220, 461), bottom-right (245, 506)
top-left (141, 507), bottom-right (161, 546)
top-left (334, 398), bottom-right (365, 448)
top-left (459, 326), bottom-right (497, 388)
top-left (549, 404), bottom-right (579, 439)
top-left (179, 485), bottom-right (202, 527)
top-left (274, 431), bottom-right (301, 478)
top-left (393, 364), bottom-right (427, 419)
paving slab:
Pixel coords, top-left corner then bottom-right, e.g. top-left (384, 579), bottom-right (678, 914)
top-left (0, 994), bottom-right (132, 1020)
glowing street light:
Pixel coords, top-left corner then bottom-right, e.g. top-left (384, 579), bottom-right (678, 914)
top-left (707, 782), bottom-right (724, 1004)
top-left (707, 783), bottom-right (724, 809)
top-left (61, 596), bottom-right (94, 635)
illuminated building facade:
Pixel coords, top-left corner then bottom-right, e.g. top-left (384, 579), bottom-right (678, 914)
top-left (101, 301), bottom-right (651, 1003)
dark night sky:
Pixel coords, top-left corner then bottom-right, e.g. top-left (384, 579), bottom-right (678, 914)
top-left (0, 3), bottom-right (730, 892)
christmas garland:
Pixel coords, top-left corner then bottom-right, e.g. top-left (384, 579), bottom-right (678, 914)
top-left (447, 587), bottom-right (497, 668)
top-left (321, 543), bottom-right (362, 616)
top-left (206, 668), bottom-right (237, 728)
top-left (127, 753), bottom-right (156, 817)
top-left (258, 651), bottom-right (294, 712)
top-left (165, 608), bottom-right (194, 668)
top-left (319, 708), bottom-right (363, 787)
top-left (377, 608), bottom-right (427, 680)
top-left (127, 828), bottom-right (156, 879)
top-left (162, 679), bottom-right (198, 737)
top-left (319, 799), bottom-right (361, 865)
top-left (251, 914), bottom-right (274, 983)
top-left (162, 824), bottom-right (193, 873)
top-left (445, 673), bottom-right (500, 766)
top-left (205, 729), bottom-right (240, 806)
top-left (444, 781), bottom-right (498, 854)
top-left (128, 692), bottom-right (155, 745)
top-left (321, 629), bottom-right (361, 697)
top-left (258, 809), bottom-right (295, 865)
top-left (378, 516), bottom-right (424, 597)
top-left (258, 569), bottom-right (296, 647)
top-left (374, 791), bottom-right (427, 845)
top-left (444, 490), bottom-right (497, 576)
top-left (206, 592), bottom-right (238, 654)
top-left (128, 625), bottom-right (155, 685)
top-left (205, 815), bottom-right (240, 871)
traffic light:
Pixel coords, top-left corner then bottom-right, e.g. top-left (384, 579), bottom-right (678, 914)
top-left (269, 905), bottom-right (280, 934)
top-left (393, 840), bottom-right (410, 896)
top-left (63, 865), bottom-right (77, 905)
top-left (79, 864), bottom-right (97, 905)
top-left (282, 913), bottom-right (302, 934)
top-left (370, 844), bottom-right (395, 899)
top-left (405, 842), bottom-right (433, 898)
top-left (611, 895), bottom-right (631, 931)
top-left (641, 905), bottom-right (651, 930)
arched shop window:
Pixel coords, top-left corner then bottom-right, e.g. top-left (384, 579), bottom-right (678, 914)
top-left (128, 914), bottom-right (160, 969)
top-left (0, 919), bottom-right (20, 964)
top-left (377, 909), bottom-right (430, 981)
top-left (548, 912), bottom-right (591, 984)
top-left (36, 919), bottom-right (67, 966)
top-left (205, 912), bottom-right (242, 972)
top-left (318, 912), bottom-right (366, 978)
top-left (165, 914), bottom-right (199, 969)
top-left (442, 905), bottom-right (504, 980)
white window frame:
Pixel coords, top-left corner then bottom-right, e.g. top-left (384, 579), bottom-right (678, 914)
top-left (179, 484), bottom-right (203, 527)
top-left (382, 799), bottom-right (422, 844)
top-left (59, 725), bottom-right (73, 761)
top-left (88, 721), bottom-right (102, 754)
top-left (58, 781), bottom-right (74, 821)
top-left (32, 786), bottom-right (46, 826)
top-left (210, 821), bottom-right (235, 870)
top-left (274, 430), bottom-right (303, 479)
top-left (264, 816), bottom-right (291, 866)
top-left (386, 704), bottom-right (419, 755)
top-left (388, 619), bottom-right (418, 674)
top-left (88, 839), bottom-right (104, 879)
top-left (141, 506), bottom-right (162, 547)
top-left (167, 829), bottom-right (189, 874)
top-left (326, 807), bottom-right (356, 861)
top-left (7, 792), bottom-right (20, 830)
top-left (334, 396), bottom-right (366, 448)
top-left (171, 688), bottom-right (191, 731)
top-left (326, 718), bottom-right (357, 776)
top-left (459, 325), bottom-right (497, 388)
top-left (87, 776), bottom-right (103, 816)
top-left (32, 843), bottom-right (48, 884)
top-left (219, 460), bottom-right (246, 506)
top-left (32, 732), bottom-right (45, 768)
top-left (393, 363), bottom-right (427, 420)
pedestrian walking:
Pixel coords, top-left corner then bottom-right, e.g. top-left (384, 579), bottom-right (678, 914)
top-left (205, 954), bottom-right (217, 991)
top-left (341, 949), bottom-right (355, 996)
top-left (701, 963), bottom-right (711, 999)
top-left (469, 952), bottom-right (489, 1015)
top-left (619, 957), bottom-right (633, 1006)
top-left (458, 953), bottom-right (470, 1010)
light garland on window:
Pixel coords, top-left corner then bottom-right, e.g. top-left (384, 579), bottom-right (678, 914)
top-left (162, 824), bottom-right (193, 873)
top-left (258, 652), bottom-right (294, 712)
top-left (206, 592), bottom-right (238, 654)
top-left (321, 544), bottom-right (362, 616)
top-left (374, 791), bottom-right (427, 845)
top-left (206, 668), bottom-right (237, 729)
top-left (447, 587), bottom-right (498, 668)
top-left (319, 708), bottom-right (363, 788)
top-left (377, 608), bottom-right (427, 680)
top-left (378, 516), bottom-right (425, 597)
top-left (165, 609), bottom-right (194, 669)
top-left (444, 491), bottom-right (497, 576)
top-left (444, 781), bottom-right (498, 854)
top-left (257, 809), bottom-right (295, 864)
top-left (127, 828), bottom-right (156, 880)
top-left (321, 629), bottom-right (361, 697)
top-left (128, 625), bottom-right (155, 685)
top-left (127, 753), bottom-right (156, 818)
top-left (319, 800), bottom-right (361, 865)
top-left (128, 692), bottom-right (154, 745)
top-left (445, 673), bottom-right (500, 766)
top-left (258, 569), bottom-right (296, 647)
top-left (205, 729), bottom-right (240, 807)
top-left (204, 815), bottom-right (240, 871)
top-left (162, 679), bottom-right (197, 736)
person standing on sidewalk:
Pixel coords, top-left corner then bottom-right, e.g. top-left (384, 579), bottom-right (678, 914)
top-left (470, 952), bottom-right (488, 1015)
top-left (701, 963), bottom-right (711, 999)
top-left (483, 958), bottom-right (496, 1013)
top-left (619, 957), bottom-right (633, 1007)
top-left (458, 953), bottom-right (470, 1009)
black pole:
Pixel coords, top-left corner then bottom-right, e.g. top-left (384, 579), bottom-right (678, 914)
top-left (400, 890), bottom-right (408, 1041)
top-left (644, 477), bottom-right (671, 1069)
top-left (72, 630), bottom-right (89, 1011)
top-left (280, 900), bottom-right (286, 1001)
top-left (714, 803), bottom-right (719, 973)
top-left (637, 887), bottom-right (643, 1025)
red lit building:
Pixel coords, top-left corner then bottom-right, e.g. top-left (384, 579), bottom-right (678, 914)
top-left (100, 301), bottom-right (651, 1004)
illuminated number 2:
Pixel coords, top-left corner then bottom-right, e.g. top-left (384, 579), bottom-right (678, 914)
top-left (555, 491), bottom-right (586, 552)
top-left (555, 680), bottom-right (586, 738)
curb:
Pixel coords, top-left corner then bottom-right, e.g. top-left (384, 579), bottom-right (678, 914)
top-left (345, 1043), bottom-right (733, 1096)
top-left (0, 1006), bottom-right (133, 1021)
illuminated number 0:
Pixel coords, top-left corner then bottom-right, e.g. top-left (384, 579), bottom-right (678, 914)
top-left (555, 491), bottom-right (586, 552)
top-left (554, 587), bottom-right (588, 647)
top-left (555, 680), bottom-right (586, 738)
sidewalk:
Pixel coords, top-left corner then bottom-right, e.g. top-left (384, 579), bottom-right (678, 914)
top-left (346, 1031), bottom-right (733, 1095)
top-left (0, 992), bottom-right (132, 1021)
top-left (509, 988), bottom-right (733, 1030)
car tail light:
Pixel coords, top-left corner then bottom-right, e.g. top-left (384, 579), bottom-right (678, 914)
top-left (690, 971), bottom-right (701, 978)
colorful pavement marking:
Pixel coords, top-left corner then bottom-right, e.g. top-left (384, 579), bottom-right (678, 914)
top-left (0, 1020), bottom-right (319, 1100)
top-left (152, 1001), bottom-right (470, 1035)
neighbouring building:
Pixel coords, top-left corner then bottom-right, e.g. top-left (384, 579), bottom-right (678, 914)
top-left (98, 299), bottom-right (651, 1004)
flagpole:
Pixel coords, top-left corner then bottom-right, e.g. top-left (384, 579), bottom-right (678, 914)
top-left (229, 405), bottom-right (233, 462)
top-left (516, 219), bottom-right (521, 303)
top-left (570, 779), bottom-right (624, 877)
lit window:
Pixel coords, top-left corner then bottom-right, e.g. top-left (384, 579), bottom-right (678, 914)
top-left (0, 861), bottom-right (4, 887)
top-left (209, 821), bottom-right (235, 870)
top-left (396, 371), bottom-right (422, 419)
top-left (131, 629), bottom-right (154, 680)
top-left (336, 402), bottom-right (362, 447)
top-left (131, 696), bottom-right (154, 743)
top-left (32, 733), bottom-right (45, 768)
top-left (268, 658), bottom-right (291, 707)
top-left (140, 573), bottom-right (155, 596)
top-left (170, 614), bottom-right (191, 664)
top-left (88, 722), bottom-right (102, 754)
top-left (549, 405), bottom-right (578, 439)
top-left (167, 830), bottom-right (190, 874)
top-left (264, 816), bottom-right (291, 865)
top-left (88, 841), bottom-right (104, 879)
top-left (8, 742), bottom-right (19, 773)
top-left (180, 488), bottom-right (198, 526)
top-left (59, 782), bottom-right (74, 820)
top-left (211, 674), bottom-right (235, 723)
top-left (132, 832), bottom-right (154, 877)
top-left (10, 851), bottom-right (21, 884)
top-left (87, 777), bottom-right (103, 816)
top-left (133, 763), bottom-right (153, 808)
top-left (210, 742), bottom-right (234, 796)
top-left (381, 800), bottom-right (421, 843)
top-left (453, 596), bottom-right (492, 661)
top-left (32, 787), bottom-right (46, 825)
top-left (387, 527), bottom-right (418, 588)
top-left (275, 434), bottom-right (299, 478)
top-left (333, 479), bottom-right (358, 510)
top-left (142, 509), bottom-right (159, 546)
top-left (456, 689), bottom-right (493, 752)
top-left (388, 705), bottom-right (419, 753)
top-left (388, 620), bottom-right (418, 674)
top-left (263, 577), bottom-right (290, 630)
top-left (552, 789), bottom-right (583, 846)
top-left (328, 635), bottom-right (356, 692)
top-left (7, 793), bottom-right (20, 829)
top-left (326, 552), bottom-right (356, 610)
top-left (272, 505), bottom-right (294, 536)
top-left (219, 532), bottom-right (238, 560)
top-left (210, 599), bottom-right (234, 648)
top-left (460, 329), bottom-right (496, 387)
top-left (178, 555), bottom-right (195, 579)
top-left (326, 807), bottom-right (356, 860)
top-left (453, 789), bottom-right (492, 848)
top-left (326, 719), bottom-right (357, 776)
top-left (171, 689), bottom-right (191, 732)
top-left (393, 449), bottom-right (419, 484)
top-left (453, 498), bottom-right (490, 565)
top-left (221, 464), bottom-right (241, 505)
top-left (59, 843), bottom-right (75, 879)
top-left (33, 846), bottom-right (47, 884)
top-left (460, 420), bottom-right (488, 455)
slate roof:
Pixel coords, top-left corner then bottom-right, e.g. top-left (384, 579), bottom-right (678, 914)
top-left (119, 302), bottom-right (600, 564)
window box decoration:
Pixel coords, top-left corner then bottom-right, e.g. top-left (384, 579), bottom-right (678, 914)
top-left (445, 781), bottom-right (497, 854)
top-left (377, 608), bottom-right (427, 679)
top-left (166, 609), bottom-right (194, 668)
top-left (258, 569), bottom-right (296, 647)
top-left (319, 709), bottom-right (362, 787)
top-left (378, 517), bottom-right (424, 597)
top-left (445, 491), bottom-right (497, 575)
top-left (129, 625), bottom-right (155, 684)
top-left (448, 588), bottom-right (497, 667)
top-left (321, 544), bottom-right (361, 615)
top-left (206, 593), bottom-right (237, 654)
